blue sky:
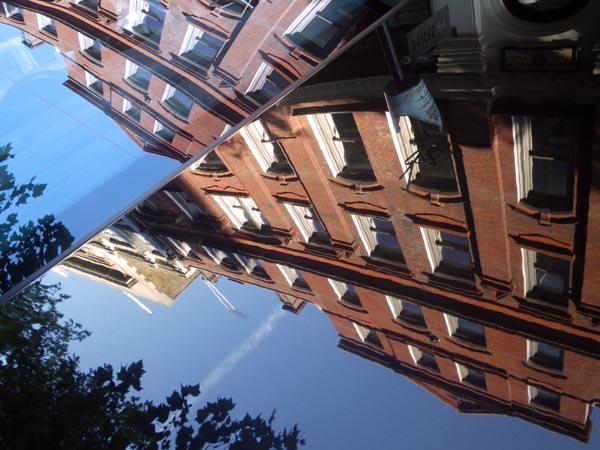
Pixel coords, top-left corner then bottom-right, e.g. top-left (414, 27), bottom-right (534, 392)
top-left (46, 268), bottom-right (600, 450)
top-left (0, 24), bottom-right (177, 238)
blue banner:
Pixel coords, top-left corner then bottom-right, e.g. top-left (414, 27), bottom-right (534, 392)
top-left (385, 78), bottom-right (442, 128)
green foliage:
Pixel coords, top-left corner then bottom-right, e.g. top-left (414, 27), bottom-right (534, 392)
top-left (0, 282), bottom-right (305, 449)
top-left (0, 143), bottom-right (74, 294)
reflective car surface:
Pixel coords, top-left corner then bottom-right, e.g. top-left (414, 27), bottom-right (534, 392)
top-left (1, 1), bottom-right (600, 449)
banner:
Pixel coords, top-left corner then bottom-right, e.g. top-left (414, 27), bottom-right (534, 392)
top-left (384, 77), bottom-right (442, 128)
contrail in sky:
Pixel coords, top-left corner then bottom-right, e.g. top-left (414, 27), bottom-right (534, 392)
top-left (199, 306), bottom-right (286, 396)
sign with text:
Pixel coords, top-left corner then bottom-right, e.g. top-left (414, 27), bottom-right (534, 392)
top-left (384, 77), bottom-right (442, 128)
top-left (406, 5), bottom-right (451, 58)
top-left (502, 47), bottom-right (578, 72)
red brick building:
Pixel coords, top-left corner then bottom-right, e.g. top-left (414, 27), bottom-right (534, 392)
top-left (0, 0), bottom-right (397, 161)
top-left (118, 20), bottom-right (600, 438)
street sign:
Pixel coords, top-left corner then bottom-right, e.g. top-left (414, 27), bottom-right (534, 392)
top-left (406, 5), bottom-right (451, 59)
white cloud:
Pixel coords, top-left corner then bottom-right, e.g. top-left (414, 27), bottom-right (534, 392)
top-left (199, 306), bottom-right (286, 396)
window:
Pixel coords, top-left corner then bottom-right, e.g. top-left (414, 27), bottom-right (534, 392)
top-left (76, 0), bottom-right (99, 13)
top-left (528, 385), bottom-right (560, 411)
top-left (211, 195), bottom-right (268, 231)
top-left (191, 151), bottom-right (228, 173)
top-left (527, 340), bottom-right (564, 371)
top-left (284, 203), bottom-right (329, 245)
top-left (421, 228), bottom-right (473, 279)
top-left (125, 60), bottom-right (152, 91)
top-left (329, 279), bottom-right (362, 309)
top-left (164, 190), bottom-right (204, 221)
top-left (308, 113), bottom-right (376, 183)
top-left (201, 245), bottom-right (238, 271)
top-left (245, 62), bottom-right (290, 105)
top-left (353, 322), bottom-right (382, 348)
top-left (122, 99), bottom-right (141, 122)
top-left (205, 0), bottom-right (252, 16)
top-left (79, 33), bottom-right (102, 61)
top-left (387, 296), bottom-right (426, 327)
top-left (85, 71), bottom-right (103, 95)
top-left (387, 114), bottom-right (457, 192)
top-left (408, 346), bottom-right (439, 371)
top-left (153, 121), bottom-right (176, 143)
top-left (352, 215), bottom-right (404, 264)
top-left (178, 25), bottom-right (224, 72)
top-left (233, 253), bottom-right (270, 279)
top-left (37, 14), bottom-right (57, 37)
top-left (2, 3), bottom-right (23, 21)
top-left (445, 314), bottom-right (486, 347)
top-left (162, 84), bottom-right (193, 120)
top-left (456, 363), bottom-right (487, 389)
top-left (122, 0), bottom-right (166, 45)
top-left (522, 249), bottom-right (570, 310)
top-left (285, 0), bottom-right (367, 57)
top-left (240, 120), bottom-right (293, 175)
top-left (277, 264), bottom-right (310, 291)
top-left (512, 116), bottom-right (576, 211)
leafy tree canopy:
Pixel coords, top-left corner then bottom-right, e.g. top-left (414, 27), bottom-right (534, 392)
top-left (0, 281), bottom-right (305, 449)
top-left (0, 143), bottom-right (74, 295)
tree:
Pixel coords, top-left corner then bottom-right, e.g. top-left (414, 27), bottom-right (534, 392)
top-left (0, 281), bottom-right (305, 449)
top-left (0, 143), bottom-right (75, 294)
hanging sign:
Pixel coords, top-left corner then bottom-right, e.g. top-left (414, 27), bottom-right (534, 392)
top-left (384, 77), bottom-right (442, 128)
top-left (406, 5), bottom-right (451, 58)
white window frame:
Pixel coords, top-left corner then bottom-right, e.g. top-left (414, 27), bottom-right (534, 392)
top-left (328, 278), bottom-right (350, 300)
top-left (123, 0), bottom-right (149, 30)
top-left (178, 24), bottom-right (223, 68)
top-left (284, 203), bottom-right (323, 243)
top-left (528, 384), bottom-right (560, 411)
top-left (162, 84), bottom-right (193, 118)
top-left (240, 120), bottom-right (279, 173)
top-left (386, 112), bottom-right (420, 182)
top-left (455, 363), bottom-right (486, 388)
top-left (245, 62), bottom-right (275, 96)
top-left (125, 60), bottom-right (150, 86)
top-left (420, 227), bottom-right (442, 272)
top-left (351, 214), bottom-right (378, 255)
top-left (122, 98), bottom-right (139, 118)
top-left (353, 322), bottom-right (376, 344)
top-left (521, 248), bottom-right (569, 309)
top-left (179, 25), bottom-right (205, 55)
top-left (233, 253), bottom-right (262, 275)
top-left (521, 247), bottom-right (536, 297)
top-left (278, 264), bottom-right (301, 287)
top-left (166, 237), bottom-right (192, 257)
top-left (307, 113), bottom-right (346, 177)
top-left (201, 245), bottom-right (228, 265)
top-left (153, 120), bottom-right (173, 139)
top-left (284, 0), bottom-right (331, 35)
top-left (84, 71), bottom-right (102, 92)
top-left (37, 14), bottom-right (55, 32)
top-left (512, 116), bottom-right (533, 202)
top-left (78, 32), bottom-right (96, 52)
top-left (526, 339), bottom-right (564, 369)
top-left (444, 313), bottom-right (485, 344)
top-left (408, 345), bottom-right (438, 370)
top-left (211, 195), bottom-right (267, 230)
top-left (386, 295), bottom-right (424, 322)
top-left (2, 3), bottom-right (22, 18)
top-left (164, 190), bottom-right (204, 221)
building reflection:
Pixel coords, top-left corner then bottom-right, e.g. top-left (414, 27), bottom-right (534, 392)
top-left (7, 0), bottom-right (600, 443)
top-left (0, 0), bottom-right (396, 162)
